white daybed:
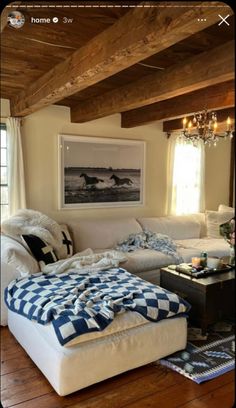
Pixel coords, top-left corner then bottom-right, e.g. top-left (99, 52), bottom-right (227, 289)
top-left (5, 250), bottom-right (188, 396)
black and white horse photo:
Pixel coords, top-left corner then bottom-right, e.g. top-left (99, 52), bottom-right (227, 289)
top-left (64, 167), bottom-right (141, 204)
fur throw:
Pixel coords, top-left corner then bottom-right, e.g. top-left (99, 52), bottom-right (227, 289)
top-left (1, 209), bottom-right (64, 257)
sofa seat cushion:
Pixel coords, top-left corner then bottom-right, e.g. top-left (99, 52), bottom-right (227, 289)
top-left (176, 238), bottom-right (231, 263)
top-left (68, 218), bottom-right (143, 252)
top-left (137, 215), bottom-right (201, 240)
top-left (122, 249), bottom-right (174, 274)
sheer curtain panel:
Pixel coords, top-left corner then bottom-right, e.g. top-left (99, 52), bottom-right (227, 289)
top-left (7, 117), bottom-right (26, 216)
top-left (167, 134), bottom-right (205, 215)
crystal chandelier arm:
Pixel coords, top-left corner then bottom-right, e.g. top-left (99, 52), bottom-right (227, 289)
top-left (180, 110), bottom-right (234, 146)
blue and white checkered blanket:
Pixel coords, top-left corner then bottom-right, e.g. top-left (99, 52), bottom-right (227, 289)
top-left (5, 266), bottom-right (190, 346)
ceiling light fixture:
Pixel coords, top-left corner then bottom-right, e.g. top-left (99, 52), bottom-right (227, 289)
top-left (182, 110), bottom-right (234, 146)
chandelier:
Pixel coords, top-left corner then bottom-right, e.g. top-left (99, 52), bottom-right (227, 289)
top-left (182, 110), bottom-right (234, 146)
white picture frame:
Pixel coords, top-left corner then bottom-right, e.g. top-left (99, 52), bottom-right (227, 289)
top-left (58, 134), bottom-right (145, 209)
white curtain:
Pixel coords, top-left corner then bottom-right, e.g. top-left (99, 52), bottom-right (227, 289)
top-left (7, 117), bottom-right (26, 215)
top-left (167, 133), bottom-right (205, 215)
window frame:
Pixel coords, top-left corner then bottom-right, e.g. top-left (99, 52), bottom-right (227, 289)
top-left (0, 122), bottom-right (9, 220)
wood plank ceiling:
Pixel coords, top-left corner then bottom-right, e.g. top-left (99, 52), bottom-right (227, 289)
top-left (1, 1), bottom-right (235, 130)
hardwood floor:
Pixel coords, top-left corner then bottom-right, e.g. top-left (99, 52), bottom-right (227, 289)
top-left (1, 327), bottom-right (234, 408)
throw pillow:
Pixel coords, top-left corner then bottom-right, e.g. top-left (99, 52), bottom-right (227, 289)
top-left (22, 234), bottom-right (58, 268)
top-left (205, 211), bottom-right (234, 239)
top-left (218, 204), bottom-right (234, 214)
top-left (58, 224), bottom-right (73, 259)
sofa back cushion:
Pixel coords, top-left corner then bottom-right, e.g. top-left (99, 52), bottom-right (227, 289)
top-left (67, 218), bottom-right (143, 252)
top-left (192, 213), bottom-right (207, 237)
top-left (137, 215), bottom-right (201, 240)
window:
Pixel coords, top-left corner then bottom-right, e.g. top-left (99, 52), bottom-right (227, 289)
top-left (168, 136), bottom-right (205, 215)
top-left (0, 123), bottom-right (9, 220)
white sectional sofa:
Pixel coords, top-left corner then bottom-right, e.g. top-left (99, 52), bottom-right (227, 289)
top-left (1, 212), bottom-right (232, 326)
top-left (1, 210), bottom-right (233, 395)
top-left (67, 213), bottom-right (231, 285)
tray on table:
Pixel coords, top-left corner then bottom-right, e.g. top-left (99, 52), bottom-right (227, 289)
top-left (174, 263), bottom-right (234, 279)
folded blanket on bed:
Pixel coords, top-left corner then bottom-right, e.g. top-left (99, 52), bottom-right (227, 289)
top-left (5, 256), bottom-right (190, 345)
top-left (116, 230), bottom-right (183, 264)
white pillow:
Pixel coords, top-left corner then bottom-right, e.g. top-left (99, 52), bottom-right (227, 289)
top-left (205, 211), bottom-right (234, 239)
top-left (1, 235), bottom-right (39, 276)
top-left (218, 204), bottom-right (234, 214)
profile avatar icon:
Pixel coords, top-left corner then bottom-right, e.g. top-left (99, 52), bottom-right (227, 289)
top-left (7, 11), bottom-right (25, 29)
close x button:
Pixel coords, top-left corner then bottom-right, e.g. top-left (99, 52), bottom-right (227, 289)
top-left (218, 14), bottom-right (230, 26)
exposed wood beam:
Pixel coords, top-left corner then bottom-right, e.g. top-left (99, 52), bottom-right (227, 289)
top-left (121, 81), bottom-right (235, 128)
top-left (11, 2), bottom-right (233, 117)
top-left (71, 41), bottom-right (235, 123)
top-left (163, 107), bottom-right (235, 133)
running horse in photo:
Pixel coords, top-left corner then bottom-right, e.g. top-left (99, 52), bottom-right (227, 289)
top-left (80, 173), bottom-right (104, 187)
top-left (110, 174), bottom-right (133, 186)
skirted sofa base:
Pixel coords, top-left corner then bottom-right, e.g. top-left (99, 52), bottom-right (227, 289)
top-left (8, 309), bottom-right (187, 396)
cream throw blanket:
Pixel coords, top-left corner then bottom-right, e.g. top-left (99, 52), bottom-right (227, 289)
top-left (41, 250), bottom-right (127, 274)
top-left (1, 209), bottom-right (65, 258)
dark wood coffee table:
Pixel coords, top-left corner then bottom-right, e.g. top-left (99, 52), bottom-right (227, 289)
top-left (160, 267), bottom-right (235, 334)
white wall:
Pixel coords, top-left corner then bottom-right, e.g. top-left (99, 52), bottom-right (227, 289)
top-left (205, 138), bottom-right (232, 210)
top-left (1, 99), bottom-right (232, 221)
top-left (20, 104), bottom-right (169, 223)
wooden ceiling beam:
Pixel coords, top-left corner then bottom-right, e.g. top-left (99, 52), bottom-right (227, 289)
top-left (11, 2), bottom-right (233, 117)
top-left (71, 40), bottom-right (235, 123)
top-left (121, 81), bottom-right (235, 128)
top-left (163, 107), bottom-right (235, 133)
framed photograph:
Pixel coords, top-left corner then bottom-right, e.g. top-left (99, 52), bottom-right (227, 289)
top-left (58, 134), bottom-right (145, 209)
